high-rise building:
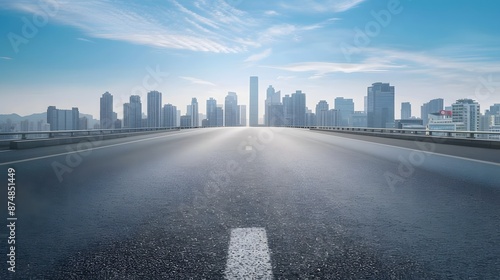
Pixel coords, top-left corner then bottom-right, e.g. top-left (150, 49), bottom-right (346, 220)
top-left (306, 108), bottom-right (316, 127)
top-left (239, 105), bottom-right (247, 126)
top-left (291, 90), bottom-right (306, 127)
top-left (401, 102), bottom-right (411, 119)
top-left (225, 92), bottom-right (239, 127)
top-left (124, 95), bottom-right (142, 128)
top-left (335, 97), bottom-right (354, 126)
top-left (452, 99), bottom-right (480, 131)
top-left (249, 76), bottom-right (259, 126)
top-left (163, 104), bottom-right (177, 128)
top-left (265, 86), bottom-right (283, 126)
top-left (216, 105), bottom-right (224, 127)
top-left (191, 98), bottom-right (199, 127)
top-left (147, 90), bottom-right (162, 128)
top-left (315, 100), bottom-right (329, 127)
top-left (327, 109), bottom-right (340, 127)
top-left (47, 106), bottom-right (79, 131)
top-left (206, 98), bottom-right (217, 127)
top-left (367, 82), bottom-right (395, 128)
top-left (180, 115), bottom-right (192, 128)
top-left (100, 92), bottom-right (113, 129)
top-left (421, 98), bottom-right (444, 126)
top-left (282, 94), bottom-right (293, 126)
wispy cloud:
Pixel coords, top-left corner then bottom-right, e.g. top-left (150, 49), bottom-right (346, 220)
top-left (3, 0), bottom-right (255, 53)
top-left (244, 48), bottom-right (272, 63)
top-left (0, 56), bottom-right (13, 60)
top-left (76, 38), bottom-right (94, 43)
top-left (279, 0), bottom-right (366, 13)
top-left (267, 61), bottom-right (403, 75)
top-left (179, 76), bottom-right (216, 86)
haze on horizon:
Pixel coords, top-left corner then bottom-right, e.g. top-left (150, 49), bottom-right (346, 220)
top-left (1, 0), bottom-right (500, 120)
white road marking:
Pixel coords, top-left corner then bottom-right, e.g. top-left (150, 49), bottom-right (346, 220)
top-left (0, 150), bottom-right (12, 153)
top-left (0, 130), bottom-right (201, 166)
top-left (225, 227), bottom-right (273, 280)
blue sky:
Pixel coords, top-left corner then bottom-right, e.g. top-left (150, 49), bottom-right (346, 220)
top-left (1, 0), bottom-right (500, 121)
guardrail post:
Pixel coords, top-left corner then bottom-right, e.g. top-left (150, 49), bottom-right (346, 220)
top-left (21, 133), bottom-right (27, 140)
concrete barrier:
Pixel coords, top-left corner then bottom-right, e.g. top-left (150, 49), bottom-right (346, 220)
top-left (310, 128), bottom-right (500, 149)
top-left (9, 129), bottom-right (180, 150)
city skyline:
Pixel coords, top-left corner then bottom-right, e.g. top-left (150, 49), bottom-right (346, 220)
top-left (1, 1), bottom-right (500, 119)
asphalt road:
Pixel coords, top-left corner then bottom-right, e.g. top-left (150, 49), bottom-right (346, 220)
top-left (1, 127), bottom-right (499, 279)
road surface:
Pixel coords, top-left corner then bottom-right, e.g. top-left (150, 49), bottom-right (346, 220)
top-left (1, 127), bottom-right (499, 279)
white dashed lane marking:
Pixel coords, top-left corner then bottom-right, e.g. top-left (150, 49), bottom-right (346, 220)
top-left (225, 227), bottom-right (273, 279)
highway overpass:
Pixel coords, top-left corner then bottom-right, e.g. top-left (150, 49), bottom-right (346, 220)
top-left (1, 127), bottom-right (499, 278)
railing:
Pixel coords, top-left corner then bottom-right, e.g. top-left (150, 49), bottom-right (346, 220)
top-left (308, 126), bottom-right (500, 140)
top-left (0, 126), bottom-right (201, 141)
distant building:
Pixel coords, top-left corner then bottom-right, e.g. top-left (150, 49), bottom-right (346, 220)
top-left (190, 98), bottom-right (199, 127)
top-left (350, 111), bottom-right (367, 127)
top-left (452, 99), bottom-right (480, 131)
top-left (367, 82), bottom-right (395, 128)
top-left (79, 117), bottom-right (88, 130)
top-left (265, 86), bottom-right (283, 126)
top-left (249, 76), bottom-right (259, 126)
top-left (282, 94), bottom-right (293, 126)
top-left (206, 98), bottom-right (217, 127)
top-left (180, 115), bottom-right (192, 128)
top-left (394, 119), bottom-right (424, 129)
top-left (124, 95), bottom-right (142, 128)
top-left (47, 106), bottom-right (79, 131)
top-left (239, 105), bottom-right (247, 126)
top-left (315, 100), bottom-right (329, 127)
top-left (305, 108), bottom-right (316, 127)
top-left (100, 92), bottom-right (114, 129)
top-left (147, 91), bottom-right (162, 128)
top-left (421, 98), bottom-right (444, 126)
top-left (401, 102), bottom-right (411, 119)
top-left (216, 105), bottom-right (224, 127)
top-left (163, 104), bottom-right (177, 128)
top-left (334, 97), bottom-right (354, 126)
top-left (225, 92), bottom-right (239, 127)
top-left (291, 90), bottom-right (306, 126)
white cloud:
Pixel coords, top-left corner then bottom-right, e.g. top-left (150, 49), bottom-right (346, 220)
top-left (0, 57), bottom-right (13, 60)
top-left (179, 76), bottom-right (216, 86)
top-left (244, 48), bottom-right (272, 63)
top-left (76, 38), bottom-right (94, 43)
top-left (267, 61), bottom-right (403, 75)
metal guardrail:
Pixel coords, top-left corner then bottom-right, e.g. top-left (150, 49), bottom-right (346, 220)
top-left (0, 126), bottom-right (200, 141)
top-left (308, 126), bottom-right (500, 140)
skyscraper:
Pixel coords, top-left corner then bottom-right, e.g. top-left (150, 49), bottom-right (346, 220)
top-left (47, 106), bottom-right (79, 131)
top-left (225, 92), bottom-right (238, 127)
top-left (282, 94), bottom-right (293, 126)
top-left (124, 95), bottom-right (142, 128)
top-left (249, 76), bottom-right (258, 126)
top-left (421, 98), bottom-right (444, 126)
top-left (401, 102), bottom-right (411, 119)
top-left (163, 104), bottom-right (177, 128)
top-left (216, 105), bottom-right (224, 127)
top-left (147, 90), bottom-right (162, 128)
top-left (206, 98), bottom-right (217, 127)
top-left (191, 98), bottom-right (199, 127)
top-left (452, 99), bottom-right (480, 131)
top-left (291, 90), bottom-right (306, 127)
top-left (239, 105), bottom-right (247, 126)
top-left (265, 85), bottom-right (283, 126)
top-left (100, 91), bottom-right (113, 129)
top-left (334, 97), bottom-right (354, 126)
top-left (367, 82), bottom-right (395, 128)
top-left (316, 100), bottom-right (329, 127)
